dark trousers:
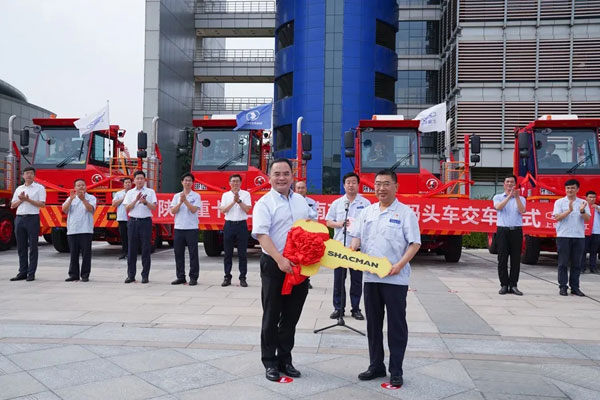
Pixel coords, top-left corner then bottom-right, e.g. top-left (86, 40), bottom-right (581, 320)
top-left (557, 237), bottom-right (585, 290)
top-left (364, 283), bottom-right (408, 377)
top-left (496, 227), bottom-right (522, 287)
top-left (67, 233), bottom-right (92, 279)
top-left (260, 253), bottom-right (308, 369)
top-left (223, 220), bottom-right (248, 279)
top-left (15, 215), bottom-right (40, 278)
top-left (118, 221), bottom-right (128, 255)
top-left (581, 234), bottom-right (600, 272)
top-left (174, 229), bottom-right (199, 280)
top-left (333, 267), bottom-right (363, 311)
top-left (127, 217), bottom-right (152, 279)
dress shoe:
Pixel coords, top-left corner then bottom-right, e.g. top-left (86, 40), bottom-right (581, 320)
top-left (279, 363), bottom-right (301, 377)
top-left (124, 277), bottom-right (135, 284)
top-left (358, 367), bottom-right (386, 381)
top-left (189, 279), bottom-right (198, 286)
top-left (571, 288), bottom-right (585, 297)
top-left (330, 309), bottom-right (343, 319)
top-left (390, 375), bottom-right (403, 387)
top-left (118, 254), bottom-right (127, 260)
top-left (591, 269), bottom-right (598, 274)
top-left (26, 276), bottom-right (35, 281)
top-left (581, 269), bottom-right (587, 274)
top-left (240, 278), bottom-right (248, 287)
top-left (351, 310), bottom-right (365, 320)
top-left (171, 278), bottom-right (186, 285)
top-left (65, 277), bottom-right (79, 282)
top-left (141, 277), bottom-right (149, 284)
top-left (509, 286), bottom-right (523, 296)
top-left (10, 275), bottom-right (26, 281)
top-left (265, 367), bottom-right (280, 382)
top-left (559, 287), bottom-right (568, 296)
top-left (308, 281), bottom-right (313, 289)
top-left (81, 277), bottom-right (89, 282)
top-left (498, 286), bottom-right (508, 295)
top-left (221, 277), bottom-right (231, 287)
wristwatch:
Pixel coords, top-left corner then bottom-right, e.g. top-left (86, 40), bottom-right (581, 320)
top-left (580, 209), bottom-right (586, 214)
top-left (236, 199), bottom-right (242, 204)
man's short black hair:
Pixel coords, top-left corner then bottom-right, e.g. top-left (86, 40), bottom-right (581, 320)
top-left (269, 158), bottom-right (293, 172)
top-left (23, 166), bottom-right (36, 175)
top-left (586, 190), bottom-right (597, 197)
top-left (181, 172), bottom-right (195, 182)
top-left (133, 170), bottom-right (146, 178)
top-left (504, 175), bottom-right (517, 183)
top-left (565, 179), bottom-right (580, 188)
top-left (343, 172), bottom-right (360, 184)
top-left (121, 177), bottom-right (132, 183)
top-left (74, 178), bottom-right (86, 185)
top-left (375, 169), bottom-right (397, 184)
top-left (229, 174), bottom-right (242, 182)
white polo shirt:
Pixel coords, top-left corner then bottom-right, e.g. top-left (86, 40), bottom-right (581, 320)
top-left (221, 190), bottom-right (251, 221)
top-left (171, 191), bottom-right (201, 230)
top-left (305, 196), bottom-right (318, 220)
top-left (493, 192), bottom-right (526, 227)
top-left (112, 189), bottom-right (129, 222)
top-left (12, 182), bottom-right (46, 215)
top-left (123, 186), bottom-right (157, 219)
top-left (326, 194), bottom-right (371, 244)
top-left (553, 196), bottom-right (589, 238)
top-left (592, 205), bottom-right (600, 235)
top-left (63, 193), bottom-right (97, 235)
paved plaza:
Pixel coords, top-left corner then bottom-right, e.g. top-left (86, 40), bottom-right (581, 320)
top-left (1, 241), bottom-right (600, 399)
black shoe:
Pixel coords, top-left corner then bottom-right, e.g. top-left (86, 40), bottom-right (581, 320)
top-left (189, 279), bottom-right (198, 286)
top-left (509, 286), bottom-right (523, 296)
top-left (265, 367), bottom-right (280, 382)
top-left (330, 309), bottom-right (343, 319)
top-left (141, 277), bottom-right (149, 284)
top-left (10, 275), bottom-right (26, 281)
top-left (559, 287), bottom-right (568, 296)
top-left (240, 278), bottom-right (248, 287)
top-left (591, 269), bottom-right (598, 274)
top-left (581, 269), bottom-right (587, 274)
top-left (171, 278), bottom-right (186, 285)
top-left (124, 277), bottom-right (135, 284)
top-left (26, 276), bottom-right (35, 281)
top-left (308, 282), bottom-right (313, 289)
top-left (358, 368), bottom-right (386, 381)
top-left (65, 277), bottom-right (79, 282)
top-left (571, 288), bottom-right (585, 297)
top-left (499, 286), bottom-right (508, 295)
top-left (221, 277), bottom-right (231, 287)
top-left (279, 363), bottom-right (301, 378)
top-left (81, 277), bottom-right (89, 282)
top-left (351, 310), bottom-right (365, 320)
top-left (390, 375), bottom-right (403, 387)
top-left (118, 254), bottom-right (127, 260)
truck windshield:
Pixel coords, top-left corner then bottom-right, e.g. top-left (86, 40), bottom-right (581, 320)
top-left (32, 129), bottom-right (89, 169)
top-left (192, 130), bottom-right (250, 171)
top-left (536, 128), bottom-right (600, 174)
top-left (360, 129), bottom-right (419, 172)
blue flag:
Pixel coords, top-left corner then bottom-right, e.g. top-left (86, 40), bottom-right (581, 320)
top-left (234, 103), bottom-right (272, 131)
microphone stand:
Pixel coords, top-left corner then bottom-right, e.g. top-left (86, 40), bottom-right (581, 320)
top-left (314, 201), bottom-right (365, 336)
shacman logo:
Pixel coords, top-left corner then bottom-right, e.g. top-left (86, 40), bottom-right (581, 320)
top-left (426, 178), bottom-right (438, 190)
top-left (327, 250), bottom-right (379, 269)
top-left (91, 174), bottom-right (102, 183)
top-left (246, 110), bottom-right (260, 122)
top-left (254, 176), bottom-right (266, 186)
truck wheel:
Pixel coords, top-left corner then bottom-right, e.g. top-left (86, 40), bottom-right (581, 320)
top-left (487, 233), bottom-right (498, 254)
top-left (51, 227), bottom-right (70, 253)
top-left (444, 235), bottom-right (462, 263)
top-left (43, 233), bottom-right (53, 244)
top-left (204, 230), bottom-right (222, 257)
top-left (521, 235), bottom-right (540, 265)
top-left (0, 210), bottom-right (15, 251)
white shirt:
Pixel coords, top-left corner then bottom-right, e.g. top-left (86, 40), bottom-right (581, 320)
top-left (592, 205), bottom-right (600, 235)
top-left (171, 191), bottom-right (201, 230)
top-left (123, 186), bottom-right (157, 219)
top-left (63, 193), bottom-right (97, 235)
top-left (553, 196), bottom-right (589, 238)
top-left (221, 190), bottom-right (251, 221)
top-left (112, 190), bottom-right (128, 222)
top-left (351, 199), bottom-right (421, 286)
top-left (12, 182), bottom-right (46, 215)
top-left (326, 194), bottom-right (371, 244)
top-left (305, 196), bottom-right (318, 220)
top-left (493, 193), bottom-right (526, 227)
top-left (252, 189), bottom-right (311, 254)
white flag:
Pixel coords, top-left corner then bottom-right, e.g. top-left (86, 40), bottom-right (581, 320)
top-left (414, 103), bottom-right (446, 132)
top-left (74, 104), bottom-right (110, 136)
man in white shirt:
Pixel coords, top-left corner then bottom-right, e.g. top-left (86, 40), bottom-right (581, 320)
top-left (294, 181), bottom-right (318, 220)
top-left (581, 190), bottom-right (600, 274)
top-left (123, 170), bottom-right (157, 284)
top-left (62, 179), bottom-right (97, 282)
top-left (553, 179), bottom-right (590, 296)
top-left (112, 177), bottom-right (132, 260)
top-left (10, 167), bottom-right (46, 282)
top-left (170, 173), bottom-right (201, 286)
top-left (219, 174), bottom-right (251, 287)
top-left (326, 172), bottom-right (371, 319)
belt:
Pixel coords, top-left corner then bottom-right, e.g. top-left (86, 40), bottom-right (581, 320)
top-left (225, 220), bottom-right (247, 224)
top-left (498, 226), bottom-right (522, 231)
top-left (16, 214), bottom-right (39, 217)
top-left (129, 217), bottom-right (151, 221)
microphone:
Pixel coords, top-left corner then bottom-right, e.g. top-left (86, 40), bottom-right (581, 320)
top-left (344, 201), bottom-right (350, 211)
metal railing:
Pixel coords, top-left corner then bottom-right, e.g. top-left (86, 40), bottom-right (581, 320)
top-left (196, 1), bottom-right (275, 13)
top-left (195, 49), bottom-right (274, 63)
top-left (441, 161), bottom-right (467, 195)
top-left (194, 97), bottom-right (273, 112)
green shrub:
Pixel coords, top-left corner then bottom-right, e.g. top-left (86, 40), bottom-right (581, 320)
top-left (462, 232), bottom-right (488, 249)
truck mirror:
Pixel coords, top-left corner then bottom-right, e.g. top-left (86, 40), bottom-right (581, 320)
top-left (301, 133), bottom-right (312, 152)
top-left (302, 151), bottom-right (312, 161)
top-left (470, 154), bottom-right (480, 163)
top-left (178, 130), bottom-right (188, 148)
top-left (470, 135), bottom-right (481, 154)
top-left (345, 149), bottom-right (355, 158)
top-left (518, 132), bottom-right (529, 158)
top-left (137, 150), bottom-right (147, 158)
top-left (137, 131), bottom-right (147, 150)
top-left (344, 130), bottom-right (354, 149)
top-left (20, 129), bottom-right (29, 147)
top-left (21, 147), bottom-right (29, 155)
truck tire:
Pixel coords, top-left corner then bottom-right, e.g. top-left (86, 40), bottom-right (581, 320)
top-left (444, 235), bottom-right (462, 263)
top-left (204, 230), bottom-right (222, 257)
top-left (0, 210), bottom-right (15, 251)
top-left (487, 233), bottom-right (498, 255)
top-left (51, 227), bottom-right (70, 253)
top-left (43, 233), bottom-right (53, 244)
top-left (521, 235), bottom-right (540, 265)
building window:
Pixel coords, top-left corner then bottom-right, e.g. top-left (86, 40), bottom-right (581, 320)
top-left (276, 21), bottom-right (294, 51)
top-left (375, 72), bottom-right (395, 102)
top-left (275, 73), bottom-right (293, 99)
top-left (397, 0), bottom-right (440, 5)
top-left (397, 21), bottom-right (439, 55)
top-left (376, 20), bottom-right (396, 51)
top-left (275, 124), bottom-right (292, 151)
top-left (396, 70), bottom-right (439, 104)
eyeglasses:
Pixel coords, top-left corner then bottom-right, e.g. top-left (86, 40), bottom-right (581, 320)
top-left (374, 181), bottom-right (393, 188)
